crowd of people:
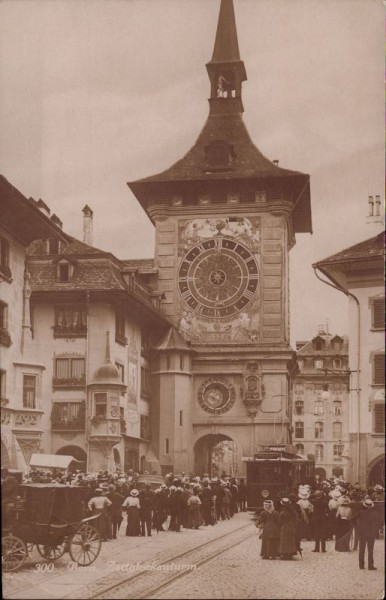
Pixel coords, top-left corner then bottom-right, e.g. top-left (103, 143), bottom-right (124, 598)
top-left (255, 478), bottom-right (384, 571)
top-left (16, 468), bottom-right (248, 540)
top-left (2, 466), bottom-right (383, 573)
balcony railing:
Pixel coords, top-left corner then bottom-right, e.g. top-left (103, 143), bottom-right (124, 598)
top-left (53, 324), bottom-right (87, 338)
top-left (52, 375), bottom-right (86, 389)
top-left (51, 402), bottom-right (85, 431)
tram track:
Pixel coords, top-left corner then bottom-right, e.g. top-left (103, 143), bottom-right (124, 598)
top-left (87, 521), bottom-right (255, 600)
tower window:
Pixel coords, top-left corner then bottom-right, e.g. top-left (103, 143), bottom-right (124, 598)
top-left (205, 140), bottom-right (234, 171)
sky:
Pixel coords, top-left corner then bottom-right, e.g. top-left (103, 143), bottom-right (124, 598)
top-left (0, 0), bottom-right (384, 346)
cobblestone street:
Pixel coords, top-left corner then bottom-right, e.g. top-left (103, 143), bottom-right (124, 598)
top-left (3, 513), bottom-right (384, 600)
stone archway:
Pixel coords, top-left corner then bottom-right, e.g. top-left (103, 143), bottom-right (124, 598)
top-left (194, 434), bottom-right (238, 477)
top-left (56, 445), bottom-right (87, 472)
top-left (368, 456), bottom-right (385, 487)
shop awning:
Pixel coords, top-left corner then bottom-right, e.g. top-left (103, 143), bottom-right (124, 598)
top-left (29, 454), bottom-right (82, 469)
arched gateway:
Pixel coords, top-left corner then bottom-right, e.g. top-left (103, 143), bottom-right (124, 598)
top-left (368, 456), bottom-right (385, 487)
top-left (194, 434), bottom-right (239, 477)
top-left (56, 445), bottom-right (87, 472)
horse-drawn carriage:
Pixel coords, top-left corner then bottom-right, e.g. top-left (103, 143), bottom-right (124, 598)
top-left (2, 484), bottom-right (101, 572)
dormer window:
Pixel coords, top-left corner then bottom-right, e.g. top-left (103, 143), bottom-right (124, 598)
top-left (56, 258), bottom-right (74, 283)
top-left (59, 263), bottom-right (69, 282)
top-left (330, 335), bottom-right (343, 351)
top-left (205, 140), bottom-right (234, 171)
top-left (48, 238), bottom-right (60, 254)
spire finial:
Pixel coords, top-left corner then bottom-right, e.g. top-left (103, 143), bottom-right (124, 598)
top-left (211, 0), bottom-right (241, 63)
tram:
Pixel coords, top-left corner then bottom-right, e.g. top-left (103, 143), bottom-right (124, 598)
top-left (243, 446), bottom-right (315, 510)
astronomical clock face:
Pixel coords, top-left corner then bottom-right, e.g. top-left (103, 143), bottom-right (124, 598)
top-left (178, 237), bottom-right (258, 319)
top-left (198, 379), bottom-right (236, 414)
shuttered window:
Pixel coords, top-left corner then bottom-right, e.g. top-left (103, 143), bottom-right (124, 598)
top-left (373, 354), bottom-right (385, 385)
top-left (373, 403), bottom-right (385, 434)
top-left (372, 298), bottom-right (384, 330)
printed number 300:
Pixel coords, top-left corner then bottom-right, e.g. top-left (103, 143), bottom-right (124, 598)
top-left (35, 563), bottom-right (55, 572)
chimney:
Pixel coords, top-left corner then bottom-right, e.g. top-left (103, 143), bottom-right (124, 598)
top-left (82, 205), bottom-right (93, 246)
top-left (35, 198), bottom-right (51, 216)
top-left (374, 195), bottom-right (381, 217)
top-left (368, 195), bottom-right (374, 217)
top-left (51, 214), bottom-right (63, 229)
top-left (317, 323), bottom-right (325, 335)
top-left (273, 159), bottom-right (279, 166)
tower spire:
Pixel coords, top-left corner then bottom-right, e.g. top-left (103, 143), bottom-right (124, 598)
top-left (211, 0), bottom-right (241, 63)
top-left (206, 0), bottom-right (247, 113)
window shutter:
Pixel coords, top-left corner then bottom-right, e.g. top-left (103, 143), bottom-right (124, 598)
top-left (372, 299), bottom-right (384, 329)
top-left (373, 403), bottom-right (385, 434)
top-left (373, 354), bottom-right (385, 385)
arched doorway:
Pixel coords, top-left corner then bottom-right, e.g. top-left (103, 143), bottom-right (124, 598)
top-left (1, 440), bottom-right (11, 468)
top-left (125, 449), bottom-right (139, 474)
top-left (368, 456), bottom-right (385, 487)
top-left (56, 445), bottom-right (87, 472)
top-left (194, 434), bottom-right (238, 477)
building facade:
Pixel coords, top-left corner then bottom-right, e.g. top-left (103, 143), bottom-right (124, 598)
top-left (1, 176), bottom-right (170, 473)
top-left (314, 232), bottom-right (384, 487)
top-left (292, 328), bottom-right (350, 481)
top-left (1, 176), bottom-right (67, 470)
top-left (128, 0), bottom-right (312, 475)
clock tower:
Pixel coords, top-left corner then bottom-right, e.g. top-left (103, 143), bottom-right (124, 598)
top-left (128, 0), bottom-right (312, 476)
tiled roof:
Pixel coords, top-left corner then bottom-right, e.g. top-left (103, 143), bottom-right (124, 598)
top-left (314, 233), bottom-right (384, 266)
top-left (297, 334), bottom-right (349, 356)
top-left (28, 258), bottom-right (126, 292)
top-left (155, 327), bottom-right (193, 352)
top-left (130, 114), bottom-right (307, 185)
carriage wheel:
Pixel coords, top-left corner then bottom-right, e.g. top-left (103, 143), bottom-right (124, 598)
top-left (2, 535), bottom-right (28, 572)
top-left (37, 540), bottom-right (67, 561)
top-left (68, 524), bottom-right (101, 566)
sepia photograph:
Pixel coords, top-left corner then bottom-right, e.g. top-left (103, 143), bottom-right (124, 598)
top-left (0, 0), bottom-right (384, 598)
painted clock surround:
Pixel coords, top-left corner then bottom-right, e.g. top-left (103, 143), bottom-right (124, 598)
top-left (177, 216), bottom-right (261, 343)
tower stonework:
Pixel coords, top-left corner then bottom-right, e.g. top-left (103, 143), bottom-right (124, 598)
top-left (128, 0), bottom-right (312, 476)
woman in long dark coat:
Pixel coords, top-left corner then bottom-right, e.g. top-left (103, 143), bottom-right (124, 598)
top-left (278, 497), bottom-right (299, 560)
top-left (187, 488), bottom-right (203, 529)
top-left (256, 500), bottom-right (280, 559)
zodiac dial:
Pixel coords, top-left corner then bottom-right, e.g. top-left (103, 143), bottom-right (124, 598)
top-left (178, 237), bottom-right (258, 318)
top-left (198, 379), bottom-right (236, 414)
